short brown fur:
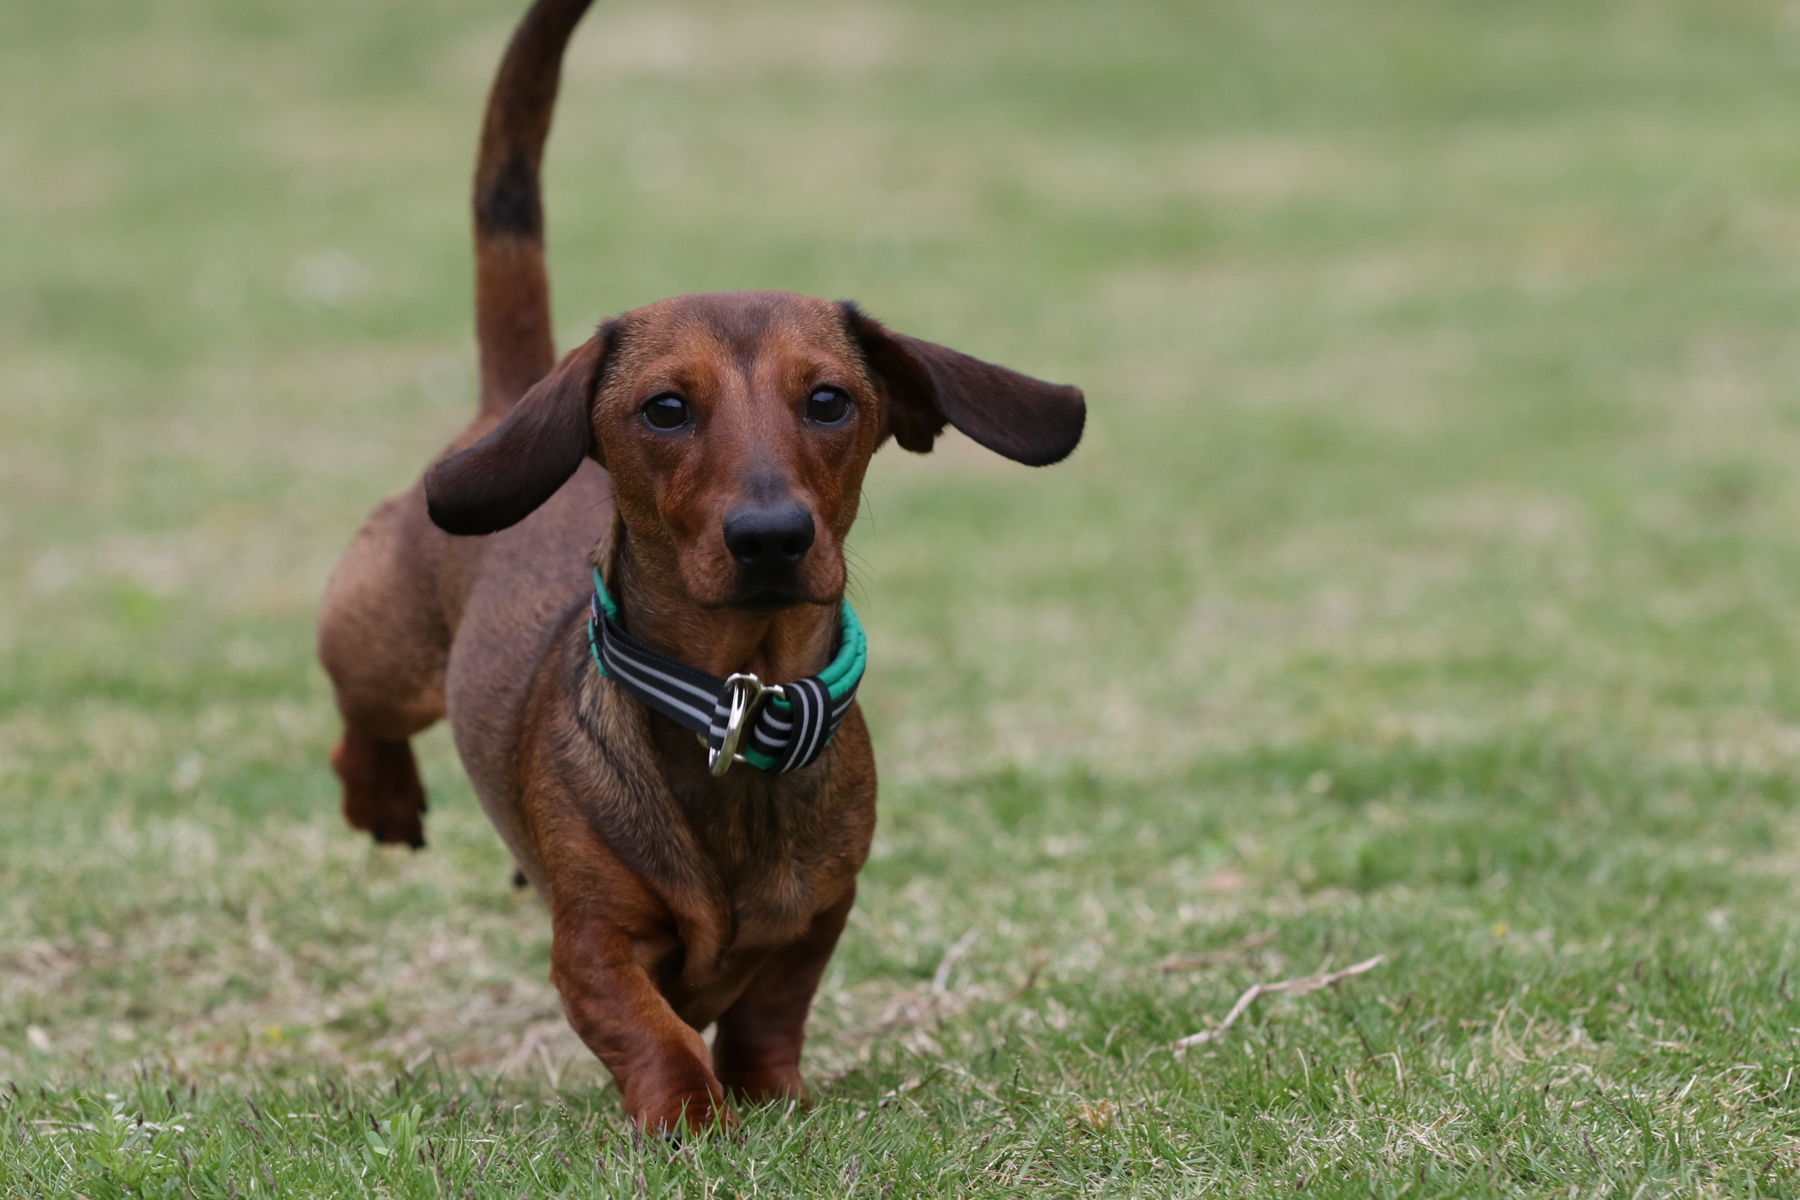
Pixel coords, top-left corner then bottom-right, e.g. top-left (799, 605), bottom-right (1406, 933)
top-left (317, 0), bottom-right (1083, 1134)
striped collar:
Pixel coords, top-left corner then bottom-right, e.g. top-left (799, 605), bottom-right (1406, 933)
top-left (586, 569), bottom-right (866, 775)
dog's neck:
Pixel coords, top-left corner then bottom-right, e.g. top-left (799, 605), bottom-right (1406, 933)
top-left (593, 521), bottom-right (839, 685)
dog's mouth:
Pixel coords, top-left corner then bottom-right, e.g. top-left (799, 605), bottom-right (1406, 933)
top-left (719, 584), bottom-right (818, 613)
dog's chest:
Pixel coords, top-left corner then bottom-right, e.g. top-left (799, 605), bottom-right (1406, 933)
top-left (683, 766), bottom-right (860, 933)
top-left (695, 806), bottom-right (826, 948)
top-left (656, 829), bottom-right (821, 1011)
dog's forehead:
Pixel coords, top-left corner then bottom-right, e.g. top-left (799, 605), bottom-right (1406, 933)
top-left (613, 292), bottom-right (858, 377)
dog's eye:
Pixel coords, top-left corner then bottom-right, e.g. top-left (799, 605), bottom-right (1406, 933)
top-left (806, 387), bottom-right (851, 426)
top-left (641, 393), bottom-right (691, 430)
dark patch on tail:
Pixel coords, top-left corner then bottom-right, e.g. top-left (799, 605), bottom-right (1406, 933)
top-left (478, 148), bottom-right (542, 239)
top-left (471, 0), bottom-right (595, 412)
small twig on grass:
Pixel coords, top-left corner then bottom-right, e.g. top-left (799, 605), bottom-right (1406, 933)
top-left (1156, 931), bottom-right (1278, 973)
top-left (1173, 955), bottom-right (1386, 1050)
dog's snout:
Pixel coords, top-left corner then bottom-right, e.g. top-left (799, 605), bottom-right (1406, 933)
top-left (723, 503), bottom-right (815, 571)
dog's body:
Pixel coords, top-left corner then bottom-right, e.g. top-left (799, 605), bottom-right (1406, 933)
top-left (318, 0), bottom-right (1082, 1134)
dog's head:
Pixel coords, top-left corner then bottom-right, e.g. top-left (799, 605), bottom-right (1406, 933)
top-left (425, 291), bottom-right (1084, 610)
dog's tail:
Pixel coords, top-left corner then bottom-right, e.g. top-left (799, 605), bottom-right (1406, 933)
top-left (472, 0), bottom-right (594, 416)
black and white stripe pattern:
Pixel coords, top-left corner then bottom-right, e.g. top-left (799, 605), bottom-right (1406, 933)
top-left (738, 675), bottom-right (859, 772)
top-left (590, 594), bottom-right (720, 730)
top-left (589, 594), bottom-right (859, 773)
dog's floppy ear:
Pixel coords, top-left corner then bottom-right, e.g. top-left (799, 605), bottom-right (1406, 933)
top-left (425, 336), bottom-right (605, 536)
top-left (842, 303), bottom-right (1085, 466)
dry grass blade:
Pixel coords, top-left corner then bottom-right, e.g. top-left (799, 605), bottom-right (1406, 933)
top-left (931, 928), bottom-right (980, 995)
top-left (498, 1020), bottom-right (569, 1076)
top-left (1173, 955), bottom-right (1387, 1050)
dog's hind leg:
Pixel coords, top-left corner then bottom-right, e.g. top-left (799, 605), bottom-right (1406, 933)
top-left (318, 487), bottom-right (450, 848)
top-left (329, 730), bottom-right (429, 848)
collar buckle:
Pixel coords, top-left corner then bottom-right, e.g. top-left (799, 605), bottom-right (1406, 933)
top-left (707, 673), bottom-right (786, 777)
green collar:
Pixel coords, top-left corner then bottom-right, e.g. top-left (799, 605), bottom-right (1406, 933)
top-left (587, 569), bottom-right (867, 774)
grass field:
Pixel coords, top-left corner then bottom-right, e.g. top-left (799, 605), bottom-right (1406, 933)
top-left (7, 0), bottom-right (1800, 1194)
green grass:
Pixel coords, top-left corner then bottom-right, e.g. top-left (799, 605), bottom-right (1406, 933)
top-left (7, 0), bottom-right (1800, 1193)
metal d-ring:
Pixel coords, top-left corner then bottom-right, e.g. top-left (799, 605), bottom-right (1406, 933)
top-left (707, 673), bottom-right (786, 777)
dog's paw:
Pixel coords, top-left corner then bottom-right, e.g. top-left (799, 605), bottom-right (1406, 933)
top-left (332, 731), bottom-right (429, 849)
top-left (631, 1090), bottom-right (736, 1140)
top-left (371, 824), bottom-right (427, 851)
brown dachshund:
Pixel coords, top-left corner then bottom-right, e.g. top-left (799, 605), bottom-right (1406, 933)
top-left (317, 0), bottom-right (1083, 1134)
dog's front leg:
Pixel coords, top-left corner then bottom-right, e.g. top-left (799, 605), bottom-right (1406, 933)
top-left (549, 910), bottom-right (732, 1135)
top-left (711, 887), bottom-right (854, 1105)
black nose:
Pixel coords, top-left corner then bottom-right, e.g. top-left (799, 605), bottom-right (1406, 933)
top-left (723, 502), bottom-right (815, 573)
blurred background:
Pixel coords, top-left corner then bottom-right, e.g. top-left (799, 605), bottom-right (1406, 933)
top-left (4, 0), bottom-right (1800, 1165)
